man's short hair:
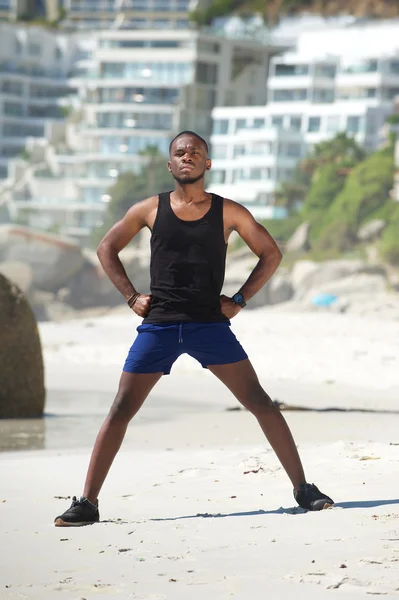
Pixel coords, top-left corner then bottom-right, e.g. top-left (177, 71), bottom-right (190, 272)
top-left (169, 131), bottom-right (209, 155)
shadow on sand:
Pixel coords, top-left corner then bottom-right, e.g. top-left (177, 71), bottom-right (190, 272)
top-left (149, 498), bottom-right (399, 522)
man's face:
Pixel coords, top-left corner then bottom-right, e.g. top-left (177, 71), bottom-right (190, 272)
top-left (168, 135), bottom-right (211, 185)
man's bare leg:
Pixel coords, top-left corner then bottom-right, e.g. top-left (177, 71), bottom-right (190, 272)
top-left (208, 360), bottom-right (306, 491)
top-left (83, 371), bottom-right (162, 504)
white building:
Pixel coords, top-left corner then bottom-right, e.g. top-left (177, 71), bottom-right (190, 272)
top-left (211, 107), bottom-right (305, 218)
top-left (3, 25), bottom-right (284, 241)
top-left (211, 20), bottom-right (399, 215)
top-left (62, 0), bottom-right (211, 30)
top-left (0, 23), bottom-right (91, 180)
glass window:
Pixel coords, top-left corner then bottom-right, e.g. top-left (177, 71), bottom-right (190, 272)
top-left (271, 116), bottom-right (283, 127)
top-left (314, 64), bottom-right (336, 78)
top-left (196, 62), bottom-right (219, 85)
top-left (275, 64), bottom-right (309, 76)
top-left (289, 116), bottom-right (302, 131)
top-left (211, 144), bottom-right (228, 159)
top-left (4, 102), bottom-right (24, 116)
top-left (213, 119), bottom-right (229, 135)
top-left (272, 89), bottom-right (307, 102)
top-left (211, 170), bottom-right (226, 184)
top-left (235, 119), bottom-right (247, 132)
top-left (313, 89), bottom-right (334, 103)
top-left (28, 42), bottom-right (41, 57)
top-left (347, 116), bottom-right (361, 133)
top-left (389, 60), bottom-right (399, 74)
top-left (308, 116), bottom-right (321, 132)
top-left (254, 118), bottom-right (265, 129)
top-left (251, 141), bottom-right (271, 155)
top-left (285, 143), bottom-right (301, 157)
top-left (234, 145), bottom-right (246, 157)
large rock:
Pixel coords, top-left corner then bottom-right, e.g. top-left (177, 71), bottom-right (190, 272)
top-left (0, 273), bottom-right (45, 418)
top-left (285, 222), bottom-right (311, 253)
top-left (64, 248), bottom-right (151, 309)
top-left (0, 261), bottom-right (33, 293)
top-left (0, 225), bottom-right (84, 292)
top-left (291, 259), bottom-right (387, 300)
top-left (357, 219), bottom-right (386, 242)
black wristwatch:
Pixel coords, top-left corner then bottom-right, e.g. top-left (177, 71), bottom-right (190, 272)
top-left (232, 292), bottom-right (246, 308)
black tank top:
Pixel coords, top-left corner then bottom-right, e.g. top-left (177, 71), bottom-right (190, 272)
top-left (143, 191), bottom-right (228, 323)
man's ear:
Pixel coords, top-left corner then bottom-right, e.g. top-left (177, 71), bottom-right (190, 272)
top-left (167, 161), bottom-right (172, 172)
top-left (206, 159), bottom-right (212, 170)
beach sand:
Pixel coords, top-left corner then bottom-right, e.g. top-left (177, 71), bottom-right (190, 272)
top-left (1, 307), bottom-right (399, 599)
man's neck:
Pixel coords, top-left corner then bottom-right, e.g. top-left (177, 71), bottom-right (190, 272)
top-left (172, 182), bottom-right (209, 205)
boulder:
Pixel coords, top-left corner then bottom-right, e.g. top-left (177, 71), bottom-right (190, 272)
top-left (0, 273), bottom-right (45, 418)
top-left (247, 275), bottom-right (294, 308)
top-left (64, 248), bottom-right (151, 309)
top-left (0, 225), bottom-right (84, 292)
top-left (291, 259), bottom-right (387, 300)
top-left (0, 261), bottom-right (33, 293)
top-left (285, 222), bottom-right (311, 253)
top-left (357, 219), bottom-right (386, 242)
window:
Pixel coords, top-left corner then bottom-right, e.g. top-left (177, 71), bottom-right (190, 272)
top-left (314, 64), bottom-right (336, 78)
top-left (211, 144), bottom-right (228, 159)
top-left (235, 168), bottom-right (270, 181)
top-left (55, 46), bottom-right (63, 61)
top-left (254, 118), bottom-right (265, 129)
top-left (235, 119), bottom-right (247, 132)
top-left (213, 119), bottom-right (229, 134)
top-left (285, 143), bottom-right (301, 157)
top-left (389, 60), bottom-right (399, 74)
top-left (4, 102), bottom-right (24, 117)
top-left (289, 116), bottom-right (302, 131)
top-left (272, 89), bottom-right (307, 102)
top-left (196, 62), bottom-right (218, 85)
top-left (326, 116), bottom-right (340, 133)
top-left (382, 88), bottom-right (399, 100)
top-left (97, 112), bottom-right (173, 130)
top-left (15, 38), bottom-right (23, 56)
top-left (1, 80), bottom-right (23, 95)
top-left (347, 116), bottom-right (361, 134)
top-left (271, 116), bottom-right (283, 127)
top-left (251, 141), bottom-right (271, 155)
top-left (313, 89), bottom-right (334, 103)
top-left (234, 145), bottom-right (246, 157)
top-left (211, 170), bottom-right (226, 184)
top-left (275, 64), bottom-right (309, 76)
top-left (308, 116), bottom-right (321, 132)
top-left (342, 59), bottom-right (378, 74)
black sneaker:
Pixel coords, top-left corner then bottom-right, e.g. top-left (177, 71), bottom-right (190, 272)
top-left (294, 483), bottom-right (334, 511)
top-left (54, 496), bottom-right (99, 527)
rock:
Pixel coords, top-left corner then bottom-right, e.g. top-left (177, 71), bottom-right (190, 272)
top-left (248, 275), bottom-right (294, 308)
top-left (0, 273), bottom-right (45, 418)
top-left (64, 248), bottom-right (151, 309)
top-left (0, 261), bottom-right (33, 293)
top-left (357, 220), bottom-right (386, 242)
top-left (291, 259), bottom-right (387, 300)
top-left (0, 225), bottom-right (85, 292)
top-left (285, 222), bottom-right (311, 253)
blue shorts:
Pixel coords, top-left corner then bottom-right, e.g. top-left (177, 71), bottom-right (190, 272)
top-left (123, 321), bottom-right (248, 375)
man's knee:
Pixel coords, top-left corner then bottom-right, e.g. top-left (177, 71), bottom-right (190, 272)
top-left (245, 385), bottom-right (276, 415)
top-left (109, 390), bottom-right (138, 422)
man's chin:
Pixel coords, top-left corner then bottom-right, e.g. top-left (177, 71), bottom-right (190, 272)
top-left (173, 173), bottom-right (204, 186)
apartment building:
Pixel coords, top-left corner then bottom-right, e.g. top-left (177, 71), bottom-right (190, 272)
top-left (62, 0), bottom-right (211, 30)
top-left (4, 25), bottom-right (282, 241)
top-left (0, 23), bottom-right (89, 179)
top-left (211, 20), bottom-right (399, 215)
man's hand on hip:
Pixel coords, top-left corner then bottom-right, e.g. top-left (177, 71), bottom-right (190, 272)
top-left (132, 294), bottom-right (152, 318)
top-left (220, 295), bottom-right (241, 319)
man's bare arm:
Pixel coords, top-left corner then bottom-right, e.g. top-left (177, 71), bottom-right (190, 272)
top-left (97, 197), bottom-right (156, 306)
top-left (226, 200), bottom-right (282, 302)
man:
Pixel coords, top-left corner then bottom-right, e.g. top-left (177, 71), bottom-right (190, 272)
top-left (55, 131), bottom-right (333, 527)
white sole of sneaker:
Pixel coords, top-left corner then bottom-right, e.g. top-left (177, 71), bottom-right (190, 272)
top-left (54, 518), bottom-right (97, 527)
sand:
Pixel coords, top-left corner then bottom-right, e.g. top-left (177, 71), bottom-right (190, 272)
top-left (1, 306), bottom-right (399, 599)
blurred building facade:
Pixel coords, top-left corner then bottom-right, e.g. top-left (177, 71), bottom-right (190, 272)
top-left (2, 23), bottom-right (282, 242)
top-left (211, 19), bottom-right (399, 216)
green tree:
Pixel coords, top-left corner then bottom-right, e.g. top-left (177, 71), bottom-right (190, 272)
top-left (301, 132), bottom-right (366, 179)
top-left (274, 166), bottom-right (310, 214)
top-left (380, 204), bottom-right (399, 265)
